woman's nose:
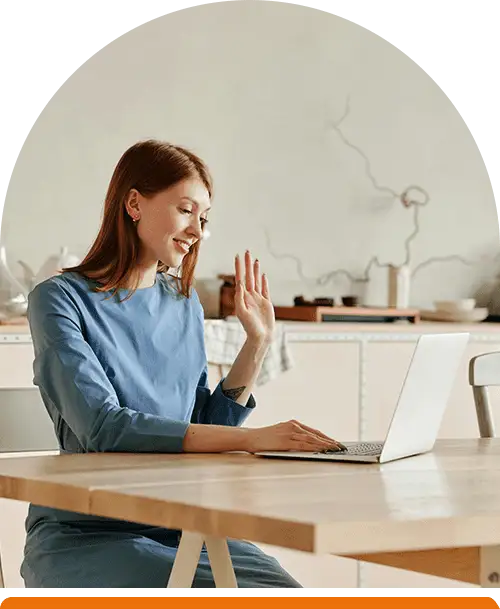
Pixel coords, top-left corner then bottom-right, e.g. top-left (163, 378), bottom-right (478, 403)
top-left (187, 217), bottom-right (203, 240)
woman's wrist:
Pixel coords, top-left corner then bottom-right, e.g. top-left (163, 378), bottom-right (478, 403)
top-left (183, 424), bottom-right (253, 453)
top-left (245, 331), bottom-right (273, 348)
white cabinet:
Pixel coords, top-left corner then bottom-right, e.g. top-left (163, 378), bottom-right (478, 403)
top-left (0, 344), bottom-right (34, 388)
top-left (248, 342), bottom-right (360, 440)
top-left (0, 497), bottom-right (28, 587)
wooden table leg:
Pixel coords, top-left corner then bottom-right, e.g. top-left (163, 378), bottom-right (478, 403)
top-left (205, 536), bottom-right (238, 588)
top-left (166, 531), bottom-right (238, 588)
top-left (167, 531), bottom-right (204, 588)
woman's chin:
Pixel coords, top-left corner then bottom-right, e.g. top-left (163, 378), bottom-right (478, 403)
top-left (161, 251), bottom-right (185, 268)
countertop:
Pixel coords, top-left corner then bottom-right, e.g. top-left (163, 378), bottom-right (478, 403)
top-left (2, 318), bottom-right (500, 344)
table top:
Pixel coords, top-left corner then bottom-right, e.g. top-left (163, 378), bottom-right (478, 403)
top-left (1, 439), bottom-right (500, 555)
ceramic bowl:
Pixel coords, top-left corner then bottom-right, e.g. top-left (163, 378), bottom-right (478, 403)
top-left (434, 299), bottom-right (476, 313)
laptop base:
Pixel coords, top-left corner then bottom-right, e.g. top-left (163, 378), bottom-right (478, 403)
top-left (256, 450), bottom-right (381, 464)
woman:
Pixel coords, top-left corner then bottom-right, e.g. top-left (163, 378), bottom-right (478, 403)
top-left (22, 139), bottom-right (343, 588)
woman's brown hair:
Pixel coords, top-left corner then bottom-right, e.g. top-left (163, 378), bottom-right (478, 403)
top-left (65, 139), bottom-right (213, 299)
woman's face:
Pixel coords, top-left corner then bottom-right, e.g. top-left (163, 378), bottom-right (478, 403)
top-left (127, 178), bottom-right (211, 268)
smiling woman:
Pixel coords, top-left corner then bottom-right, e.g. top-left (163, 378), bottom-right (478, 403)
top-left (21, 138), bottom-right (343, 589)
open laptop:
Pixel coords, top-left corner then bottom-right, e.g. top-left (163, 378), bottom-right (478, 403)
top-left (256, 332), bottom-right (470, 464)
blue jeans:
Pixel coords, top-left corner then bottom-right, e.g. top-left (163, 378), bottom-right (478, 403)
top-left (22, 506), bottom-right (302, 588)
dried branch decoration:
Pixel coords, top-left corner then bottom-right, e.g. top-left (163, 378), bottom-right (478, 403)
top-left (264, 95), bottom-right (483, 287)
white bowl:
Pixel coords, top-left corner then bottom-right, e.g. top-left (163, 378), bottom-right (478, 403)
top-left (434, 299), bottom-right (476, 313)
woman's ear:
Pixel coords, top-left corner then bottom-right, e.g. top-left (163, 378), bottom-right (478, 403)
top-left (125, 189), bottom-right (141, 221)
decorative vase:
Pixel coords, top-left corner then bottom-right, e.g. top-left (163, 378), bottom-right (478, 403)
top-left (218, 274), bottom-right (236, 319)
top-left (388, 264), bottom-right (411, 308)
top-left (18, 246), bottom-right (81, 291)
top-left (193, 277), bottom-right (224, 318)
top-left (0, 246), bottom-right (29, 317)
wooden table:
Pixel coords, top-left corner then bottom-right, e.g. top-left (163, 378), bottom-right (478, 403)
top-left (2, 439), bottom-right (500, 588)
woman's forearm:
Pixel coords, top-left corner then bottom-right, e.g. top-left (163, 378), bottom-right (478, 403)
top-left (183, 423), bottom-right (251, 452)
top-left (221, 335), bottom-right (271, 405)
top-left (182, 419), bottom-right (344, 454)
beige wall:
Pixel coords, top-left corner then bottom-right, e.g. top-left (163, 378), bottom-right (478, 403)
top-left (1, 1), bottom-right (497, 308)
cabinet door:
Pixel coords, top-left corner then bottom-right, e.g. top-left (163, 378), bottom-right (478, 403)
top-left (257, 543), bottom-right (358, 588)
top-left (0, 497), bottom-right (28, 587)
top-left (0, 345), bottom-right (35, 388)
top-left (247, 341), bottom-right (360, 441)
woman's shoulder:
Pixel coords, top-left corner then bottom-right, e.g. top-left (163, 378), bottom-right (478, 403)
top-left (28, 272), bottom-right (91, 311)
top-left (33, 271), bottom-right (88, 294)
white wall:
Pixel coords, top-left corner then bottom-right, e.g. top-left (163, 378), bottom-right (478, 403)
top-left (1, 1), bottom-right (497, 308)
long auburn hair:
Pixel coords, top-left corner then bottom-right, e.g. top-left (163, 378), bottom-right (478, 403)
top-left (65, 140), bottom-right (213, 299)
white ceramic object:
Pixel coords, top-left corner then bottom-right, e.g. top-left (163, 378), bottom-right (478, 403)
top-left (420, 307), bottom-right (488, 323)
top-left (434, 299), bottom-right (476, 313)
top-left (0, 246), bottom-right (29, 315)
top-left (18, 247), bottom-right (81, 291)
top-left (388, 264), bottom-right (411, 308)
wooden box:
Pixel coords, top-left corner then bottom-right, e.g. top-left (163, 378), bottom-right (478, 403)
top-left (273, 306), bottom-right (420, 324)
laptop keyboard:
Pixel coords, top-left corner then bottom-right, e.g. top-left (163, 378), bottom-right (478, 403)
top-left (316, 442), bottom-right (384, 456)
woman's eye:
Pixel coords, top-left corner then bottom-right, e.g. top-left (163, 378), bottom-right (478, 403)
top-left (180, 208), bottom-right (208, 227)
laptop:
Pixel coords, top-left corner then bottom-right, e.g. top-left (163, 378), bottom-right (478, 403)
top-left (256, 332), bottom-right (470, 464)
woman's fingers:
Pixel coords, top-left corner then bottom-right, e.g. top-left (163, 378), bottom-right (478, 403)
top-left (294, 433), bottom-right (333, 448)
top-left (254, 258), bottom-right (261, 293)
top-left (235, 254), bottom-right (242, 285)
top-left (233, 255), bottom-right (246, 311)
top-left (245, 250), bottom-right (254, 292)
top-left (262, 273), bottom-right (270, 300)
top-left (296, 421), bottom-right (347, 450)
top-left (235, 251), bottom-right (270, 298)
top-left (291, 436), bottom-right (336, 452)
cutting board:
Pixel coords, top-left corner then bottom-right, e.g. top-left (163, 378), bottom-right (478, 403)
top-left (273, 306), bottom-right (420, 323)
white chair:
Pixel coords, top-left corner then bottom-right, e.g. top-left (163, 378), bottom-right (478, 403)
top-left (469, 352), bottom-right (499, 438)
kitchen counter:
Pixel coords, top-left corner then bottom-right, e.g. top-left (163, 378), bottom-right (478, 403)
top-left (3, 319), bottom-right (500, 344)
top-left (279, 320), bottom-right (500, 343)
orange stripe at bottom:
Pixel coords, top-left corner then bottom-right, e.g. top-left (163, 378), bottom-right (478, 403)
top-left (1, 598), bottom-right (498, 609)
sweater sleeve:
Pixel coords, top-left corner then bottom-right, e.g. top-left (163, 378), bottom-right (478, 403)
top-left (28, 280), bottom-right (190, 453)
top-left (190, 367), bottom-right (256, 427)
top-left (188, 290), bottom-right (257, 427)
